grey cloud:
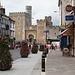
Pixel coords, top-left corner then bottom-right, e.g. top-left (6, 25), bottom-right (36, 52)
top-left (1, 0), bottom-right (59, 25)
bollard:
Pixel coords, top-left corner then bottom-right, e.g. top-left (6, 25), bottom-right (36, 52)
top-left (42, 54), bottom-right (45, 72)
top-left (46, 48), bottom-right (48, 54)
top-left (43, 49), bottom-right (47, 57)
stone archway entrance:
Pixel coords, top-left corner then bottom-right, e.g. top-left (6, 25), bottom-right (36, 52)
top-left (28, 34), bottom-right (34, 44)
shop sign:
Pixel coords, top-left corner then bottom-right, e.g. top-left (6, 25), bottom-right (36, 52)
top-left (66, 5), bottom-right (72, 12)
top-left (65, 15), bottom-right (74, 22)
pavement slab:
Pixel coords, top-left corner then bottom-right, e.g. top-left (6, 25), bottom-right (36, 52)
top-left (46, 50), bottom-right (75, 75)
top-left (0, 51), bottom-right (42, 75)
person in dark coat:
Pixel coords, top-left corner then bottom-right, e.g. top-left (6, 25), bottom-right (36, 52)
top-left (29, 44), bottom-right (31, 50)
top-left (51, 44), bottom-right (54, 50)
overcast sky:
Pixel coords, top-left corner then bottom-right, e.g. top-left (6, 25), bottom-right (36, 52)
top-left (1, 0), bottom-right (59, 26)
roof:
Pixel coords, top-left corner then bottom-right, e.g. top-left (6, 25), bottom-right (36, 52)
top-left (0, 14), bottom-right (15, 22)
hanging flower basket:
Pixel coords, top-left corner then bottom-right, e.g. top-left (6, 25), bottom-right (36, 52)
top-left (20, 40), bottom-right (30, 58)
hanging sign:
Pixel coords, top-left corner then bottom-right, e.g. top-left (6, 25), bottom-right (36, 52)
top-left (66, 5), bottom-right (72, 12)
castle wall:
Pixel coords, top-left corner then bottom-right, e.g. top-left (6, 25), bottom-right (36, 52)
top-left (9, 9), bottom-right (32, 40)
top-left (26, 6), bottom-right (32, 25)
top-left (9, 6), bottom-right (60, 44)
top-left (37, 16), bottom-right (60, 44)
top-left (25, 25), bottom-right (37, 30)
top-left (46, 26), bottom-right (60, 39)
top-left (25, 14), bottom-right (31, 26)
top-left (37, 20), bottom-right (46, 44)
top-left (9, 12), bottom-right (25, 40)
top-left (45, 16), bottom-right (52, 27)
top-left (25, 25), bottom-right (37, 42)
top-left (25, 30), bottom-right (37, 41)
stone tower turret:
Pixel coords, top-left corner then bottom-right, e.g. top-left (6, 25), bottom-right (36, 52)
top-left (26, 6), bottom-right (32, 25)
top-left (37, 19), bottom-right (46, 44)
top-left (45, 16), bottom-right (52, 27)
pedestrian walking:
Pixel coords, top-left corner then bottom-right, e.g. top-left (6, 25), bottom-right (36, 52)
top-left (51, 44), bottom-right (54, 50)
top-left (29, 44), bottom-right (31, 49)
top-left (50, 44), bottom-right (51, 49)
top-left (55, 44), bottom-right (57, 50)
top-left (45, 44), bottom-right (46, 48)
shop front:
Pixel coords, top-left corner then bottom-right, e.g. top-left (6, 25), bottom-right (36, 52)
top-left (58, 26), bottom-right (73, 55)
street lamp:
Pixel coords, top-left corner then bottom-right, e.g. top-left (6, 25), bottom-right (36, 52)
top-left (44, 30), bottom-right (49, 44)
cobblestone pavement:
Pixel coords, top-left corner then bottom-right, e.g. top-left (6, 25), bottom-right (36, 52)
top-left (0, 51), bottom-right (42, 75)
top-left (46, 50), bottom-right (75, 75)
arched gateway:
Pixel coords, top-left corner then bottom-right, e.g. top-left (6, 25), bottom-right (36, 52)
top-left (28, 34), bottom-right (34, 43)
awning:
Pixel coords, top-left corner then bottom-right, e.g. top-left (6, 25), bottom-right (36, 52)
top-left (58, 27), bottom-right (73, 38)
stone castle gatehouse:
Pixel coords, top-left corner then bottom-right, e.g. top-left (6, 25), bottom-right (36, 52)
top-left (9, 6), bottom-right (60, 44)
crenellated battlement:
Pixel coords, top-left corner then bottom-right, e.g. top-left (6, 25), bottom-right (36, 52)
top-left (10, 12), bottom-right (25, 14)
top-left (9, 12), bottom-right (26, 16)
top-left (52, 26), bottom-right (60, 29)
top-left (45, 16), bottom-right (51, 20)
top-left (37, 19), bottom-right (46, 23)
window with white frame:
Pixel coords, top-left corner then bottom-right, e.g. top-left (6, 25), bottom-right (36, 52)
top-left (10, 31), bottom-right (13, 36)
top-left (11, 22), bottom-right (13, 28)
top-left (6, 20), bottom-right (8, 24)
top-left (8, 21), bottom-right (10, 25)
top-left (3, 18), bottom-right (5, 24)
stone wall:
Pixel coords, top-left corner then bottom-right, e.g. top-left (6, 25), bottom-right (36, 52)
top-left (25, 13), bottom-right (31, 26)
top-left (46, 26), bottom-right (60, 39)
top-left (45, 16), bottom-right (52, 27)
top-left (25, 25), bottom-right (37, 30)
top-left (25, 25), bottom-right (37, 42)
top-left (37, 20), bottom-right (46, 44)
top-left (25, 30), bottom-right (37, 41)
top-left (37, 17), bottom-right (60, 44)
top-left (9, 12), bottom-right (25, 40)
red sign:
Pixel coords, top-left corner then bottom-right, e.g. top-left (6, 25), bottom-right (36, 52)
top-left (66, 5), bottom-right (72, 12)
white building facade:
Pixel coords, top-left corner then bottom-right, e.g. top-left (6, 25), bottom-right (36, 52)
top-left (58, 0), bottom-right (75, 56)
top-left (58, 0), bottom-right (72, 26)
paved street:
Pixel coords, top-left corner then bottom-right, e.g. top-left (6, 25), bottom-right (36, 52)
top-left (0, 51), bottom-right (42, 75)
top-left (9, 48), bottom-right (21, 60)
top-left (1, 49), bottom-right (75, 75)
top-left (46, 50), bottom-right (75, 75)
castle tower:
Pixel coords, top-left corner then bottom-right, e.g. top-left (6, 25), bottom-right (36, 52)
top-left (37, 19), bottom-right (46, 44)
top-left (26, 6), bottom-right (32, 25)
top-left (45, 16), bottom-right (52, 27)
